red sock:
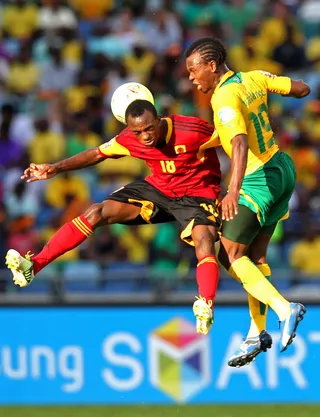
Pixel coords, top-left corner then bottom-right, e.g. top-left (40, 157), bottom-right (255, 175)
top-left (32, 215), bottom-right (93, 275)
top-left (196, 255), bottom-right (219, 305)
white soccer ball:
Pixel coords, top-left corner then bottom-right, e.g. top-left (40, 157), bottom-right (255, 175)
top-left (111, 82), bottom-right (154, 125)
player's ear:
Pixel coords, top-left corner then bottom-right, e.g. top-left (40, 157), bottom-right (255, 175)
top-left (210, 60), bottom-right (217, 73)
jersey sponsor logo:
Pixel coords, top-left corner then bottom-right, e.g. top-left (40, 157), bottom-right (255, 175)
top-left (101, 138), bottom-right (116, 149)
top-left (217, 106), bottom-right (236, 124)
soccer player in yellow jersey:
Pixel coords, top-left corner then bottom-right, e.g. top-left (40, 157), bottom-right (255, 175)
top-left (185, 37), bottom-right (310, 366)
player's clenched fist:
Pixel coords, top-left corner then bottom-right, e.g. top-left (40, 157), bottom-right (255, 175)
top-left (21, 163), bottom-right (58, 183)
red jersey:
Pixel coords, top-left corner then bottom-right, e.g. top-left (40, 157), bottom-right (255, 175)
top-left (98, 115), bottom-right (221, 199)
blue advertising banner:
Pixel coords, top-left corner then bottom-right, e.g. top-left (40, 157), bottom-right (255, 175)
top-left (1, 306), bottom-right (320, 405)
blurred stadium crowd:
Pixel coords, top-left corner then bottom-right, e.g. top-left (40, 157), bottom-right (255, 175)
top-left (0, 0), bottom-right (319, 298)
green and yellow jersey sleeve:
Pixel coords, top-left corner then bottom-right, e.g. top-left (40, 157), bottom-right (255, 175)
top-left (252, 70), bottom-right (291, 95)
top-left (211, 70), bottom-right (285, 176)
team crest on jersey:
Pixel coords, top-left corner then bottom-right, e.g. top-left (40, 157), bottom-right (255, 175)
top-left (101, 138), bottom-right (116, 149)
top-left (174, 145), bottom-right (186, 154)
top-left (218, 106), bottom-right (236, 124)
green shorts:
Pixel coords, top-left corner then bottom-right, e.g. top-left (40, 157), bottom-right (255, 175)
top-left (223, 151), bottom-right (296, 244)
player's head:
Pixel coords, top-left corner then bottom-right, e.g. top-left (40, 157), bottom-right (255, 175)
top-left (125, 100), bottom-right (161, 148)
top-left (185, 37), bottom-right (227, 93)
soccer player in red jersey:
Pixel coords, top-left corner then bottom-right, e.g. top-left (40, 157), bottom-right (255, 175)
top-left (6, 100), bottom-right (221, 335)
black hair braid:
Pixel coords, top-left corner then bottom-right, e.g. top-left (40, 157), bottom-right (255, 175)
top-left (185, 37), bottom-right (227, 66)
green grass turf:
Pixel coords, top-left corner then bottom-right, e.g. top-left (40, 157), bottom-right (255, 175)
top-left (0, 405), bottom-right (319, 417)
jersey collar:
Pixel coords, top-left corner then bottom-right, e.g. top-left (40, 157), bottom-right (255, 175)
top-left (162, 117), bottom-right (173, 144)
top-left (213, 70), bottom-right (235, 94)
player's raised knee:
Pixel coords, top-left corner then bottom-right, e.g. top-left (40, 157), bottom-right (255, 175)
top-left (84, 203), bottom-right (105, 228)
top-left (85, 200), bottom-right (135, 226)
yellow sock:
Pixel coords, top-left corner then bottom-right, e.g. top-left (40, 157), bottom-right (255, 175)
top-left (247, 264), bottom-right (271, 338)
top-left (229, 256), bottom-right (290, 322)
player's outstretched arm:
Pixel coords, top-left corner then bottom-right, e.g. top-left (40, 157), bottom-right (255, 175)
top-left (286, 79), bottom-right (311, 99)
top-left (22, 163), bottom-right (58, 183)
top-left (258, 71), bottom-right (310, 99)
top-left (21, 148), bottom-right (106, 183)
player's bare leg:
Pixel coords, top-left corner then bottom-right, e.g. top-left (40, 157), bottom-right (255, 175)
top-left (6, 200), bottom-right (141, 287)
top-left (191, 225), bottom-right (219, 335)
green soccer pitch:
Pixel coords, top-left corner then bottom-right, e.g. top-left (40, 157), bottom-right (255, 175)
top-left (0, 405), bottom-right (320, 417)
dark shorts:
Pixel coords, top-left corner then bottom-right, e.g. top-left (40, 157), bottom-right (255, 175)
top-left (222, 205), bottom-right (277, 245)
top-left (107, 180), bottom-right (221, 246)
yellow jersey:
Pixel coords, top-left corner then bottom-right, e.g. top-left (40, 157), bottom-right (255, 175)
top-left (211, 70), bottom-right (291, 176)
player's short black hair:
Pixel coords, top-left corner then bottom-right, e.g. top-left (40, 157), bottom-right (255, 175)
top-left (125, 99), bottom-right (157, 122)
top-left (185, 37), bottom-right (227, 66)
